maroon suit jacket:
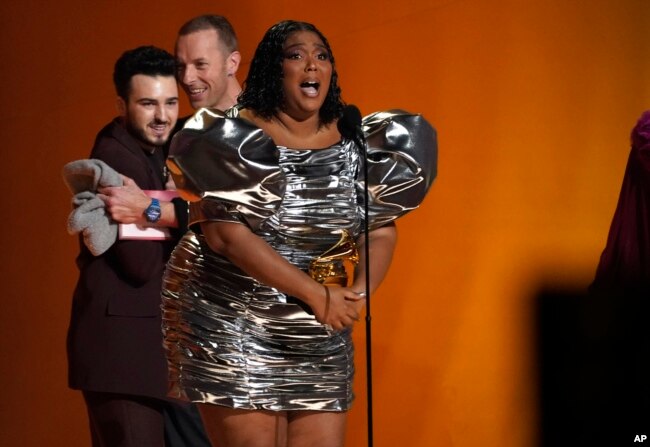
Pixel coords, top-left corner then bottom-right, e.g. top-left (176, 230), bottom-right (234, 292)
top-left (67, 118), bottom-right (176, 399)
top-left (593, 111), bottom-right (650, 288)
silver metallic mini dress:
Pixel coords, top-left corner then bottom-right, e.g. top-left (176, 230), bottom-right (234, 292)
top-left (161, 108), bottom-right (437, 411)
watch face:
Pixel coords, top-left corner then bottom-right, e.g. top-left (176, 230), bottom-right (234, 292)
top-left (145, 199), bottom-right (162, 223)
top-left (146, 208), bottom-right (162, 222)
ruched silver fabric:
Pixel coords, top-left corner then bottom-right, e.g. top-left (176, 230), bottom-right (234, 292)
top-left (162, 108), bottom-right (437, 411)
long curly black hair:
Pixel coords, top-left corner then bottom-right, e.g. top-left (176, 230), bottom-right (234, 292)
top-left (238, 20), bottom-right (344, 124)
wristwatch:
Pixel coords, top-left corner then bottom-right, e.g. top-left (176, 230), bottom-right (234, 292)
top-left (144, 198), bottom-right (162, 223)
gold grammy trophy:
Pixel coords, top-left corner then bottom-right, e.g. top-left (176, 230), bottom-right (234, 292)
top-left (308, 230), bottom-right (359, 286)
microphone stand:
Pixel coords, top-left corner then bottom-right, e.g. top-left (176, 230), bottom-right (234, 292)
top-left (355, 129), bottom-right (373, 447)
top-left (339, 105), bottom-right (373, 447)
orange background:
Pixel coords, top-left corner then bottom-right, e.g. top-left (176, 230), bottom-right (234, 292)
top-left (1, 1), bottom-right (649, 445)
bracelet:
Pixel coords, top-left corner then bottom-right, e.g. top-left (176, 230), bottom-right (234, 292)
top-left (323, 285), bottom-right (331, 320)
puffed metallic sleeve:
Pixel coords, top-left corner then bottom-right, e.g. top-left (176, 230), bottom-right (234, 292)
top-left (167, 108), bottom-right (284, 230)
top-left (360, 109), bottom-right (438, 229)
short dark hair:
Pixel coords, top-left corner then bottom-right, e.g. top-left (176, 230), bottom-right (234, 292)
top-left (177, 15), bottom-right (238, 53)
top-left (113, 46), bottom-right (176, 100)
top-left (238, 20), bottom-right (344, 124)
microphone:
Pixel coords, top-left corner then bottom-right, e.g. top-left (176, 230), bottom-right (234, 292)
top-left (337, 104), bottom-right (365, 148)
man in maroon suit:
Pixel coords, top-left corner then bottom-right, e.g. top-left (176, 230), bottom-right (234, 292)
top-left (67, 45), bottom-right (208, 447)
top-left (86, 16), bottom-right (243, 445)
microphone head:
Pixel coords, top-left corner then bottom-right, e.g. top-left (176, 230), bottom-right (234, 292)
top-left (342, 104), bottom-right (362, 127)
top-left (337, 104), bottom-right (362, 140)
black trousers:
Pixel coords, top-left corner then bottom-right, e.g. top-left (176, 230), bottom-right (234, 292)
top-left (83, 391), bottom-right (210, 447)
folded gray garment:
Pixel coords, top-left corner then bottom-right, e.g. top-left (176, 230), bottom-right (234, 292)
top-left (62, 159), bottom-right (123, 256)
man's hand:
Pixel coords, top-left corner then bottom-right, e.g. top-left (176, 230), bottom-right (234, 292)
top-left (98, 175), bottom-right (149, 224)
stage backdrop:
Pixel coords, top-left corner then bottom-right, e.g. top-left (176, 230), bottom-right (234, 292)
top-left (0, 1), bottom-right (648, 445)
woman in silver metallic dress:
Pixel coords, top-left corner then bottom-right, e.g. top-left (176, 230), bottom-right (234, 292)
top-left (162, 20), bottom-right (437, 447)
